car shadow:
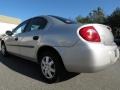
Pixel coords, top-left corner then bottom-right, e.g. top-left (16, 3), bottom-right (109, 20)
top-left (0, 52), bottom-right (78, 84)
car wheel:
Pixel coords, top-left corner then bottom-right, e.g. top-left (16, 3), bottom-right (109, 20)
top-left (38, 51), bottom-right (65, 83)
top-left (1, 43), bottom-right (7, 56)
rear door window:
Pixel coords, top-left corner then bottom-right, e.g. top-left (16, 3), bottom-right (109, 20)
top-left (26, 17), bottom-right (48, 32)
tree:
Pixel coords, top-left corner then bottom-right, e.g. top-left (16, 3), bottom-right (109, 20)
top-left (88, 7), bottom-right (105, 23)
top-left (76, 16), bottom-right (91, 23)
top-left (106, 7), bottom-right (120, 28)
top-left (105, 7), bottom-right (120, 38)
top-left (76, 7), bottom-right (106, 24)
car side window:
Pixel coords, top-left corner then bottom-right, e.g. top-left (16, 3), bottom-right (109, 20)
top-left (12, 20), bottom-right (28, 35)
top-left (28, 17), bottom-right (47, 31)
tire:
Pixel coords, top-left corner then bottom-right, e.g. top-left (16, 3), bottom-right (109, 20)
top-left (1, 43), bottom-right (7, 56)
top-left (38, 51), bottom-right (66, 83)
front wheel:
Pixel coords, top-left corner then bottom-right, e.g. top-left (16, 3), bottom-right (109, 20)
top-left (38, 51), bottom-right (66, 83)
top-left (1, 43), bottom-right (7, 56)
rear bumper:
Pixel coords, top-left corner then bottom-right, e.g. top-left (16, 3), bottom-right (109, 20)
top-left (85, 43), bottom-right (119, 72)
top-left (58, 42), bottom-right (119, 73)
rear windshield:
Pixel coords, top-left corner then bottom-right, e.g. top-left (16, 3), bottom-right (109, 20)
top-left (49, 15), bottom-right (76, 24)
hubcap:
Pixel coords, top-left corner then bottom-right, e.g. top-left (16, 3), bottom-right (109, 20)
top-left (41, 56), bottom-right (56, 79)
top-left (1, 45), bottom-right (5, 55)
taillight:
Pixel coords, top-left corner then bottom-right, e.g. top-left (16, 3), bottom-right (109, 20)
top-left (79, 26), bottom-right (101, 42)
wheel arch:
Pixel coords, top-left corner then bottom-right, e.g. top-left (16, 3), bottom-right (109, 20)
top-left (37, 45), bottom-right (66, 70)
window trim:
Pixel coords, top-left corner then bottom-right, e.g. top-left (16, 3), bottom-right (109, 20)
top-left (25, 17), bottom-right (48, 32)
top-left (12, 20), bottom-right (30, 35)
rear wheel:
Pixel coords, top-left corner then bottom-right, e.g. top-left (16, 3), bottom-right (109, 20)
top-left (1, 43), bottom-right (7, 56)
top-left (38, 51), bottom-right (66, 83)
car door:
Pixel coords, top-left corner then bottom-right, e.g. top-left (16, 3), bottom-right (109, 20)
top-left (18, 17), bottom-right (48, 60)
top-left (5, 20), bottom-right (29, 54)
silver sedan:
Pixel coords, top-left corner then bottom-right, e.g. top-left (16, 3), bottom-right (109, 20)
top-left (1, 15), bottom-right (119, 83)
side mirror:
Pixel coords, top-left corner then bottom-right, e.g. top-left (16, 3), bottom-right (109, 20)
top-left (6, 31), bottom-right (13, 36)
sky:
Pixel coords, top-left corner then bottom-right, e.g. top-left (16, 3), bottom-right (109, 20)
top-left (0, 0), bottom-right (120, 21)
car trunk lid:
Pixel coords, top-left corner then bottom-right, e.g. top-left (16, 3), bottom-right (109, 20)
top-left (93, 24), bottom-right (114, 45)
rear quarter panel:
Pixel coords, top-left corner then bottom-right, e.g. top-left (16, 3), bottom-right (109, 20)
top-left (40, 24), bottom-right (81, 47)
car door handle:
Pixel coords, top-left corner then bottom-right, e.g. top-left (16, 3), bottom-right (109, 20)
top-left (15, 37), bottom-right (18, 41)
top-left (33, 36), bottom-right (39, 40)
